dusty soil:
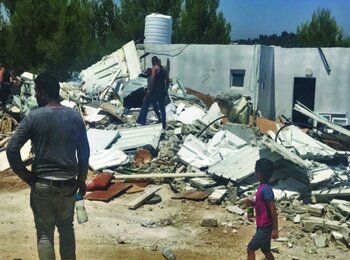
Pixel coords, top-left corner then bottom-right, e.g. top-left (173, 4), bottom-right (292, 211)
top-left (0, 170), bottom-right (349, 260)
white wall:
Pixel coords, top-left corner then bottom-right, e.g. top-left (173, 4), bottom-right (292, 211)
top-left (140, 44), bottom-right (260, 101)
top-left (139, 44), bottom-right (350, 122)
top-left (274, 47), bottom-right (350, 121)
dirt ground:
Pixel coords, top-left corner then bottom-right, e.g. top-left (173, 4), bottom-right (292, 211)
top-left (1, 170), bottom-right (349, 260)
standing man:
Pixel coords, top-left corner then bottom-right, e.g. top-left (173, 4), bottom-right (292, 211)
top-left (6, 73), bottom-right (90, 260)
top-left (137, 56), bottom-right (169, 129)
top-left (0, 66), bottom-right (11, 109)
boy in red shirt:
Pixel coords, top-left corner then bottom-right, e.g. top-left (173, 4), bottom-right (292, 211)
top-left (247, 158), bottom-right (278, 260)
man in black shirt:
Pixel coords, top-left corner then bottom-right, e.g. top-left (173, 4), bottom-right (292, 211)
top-left (137, 56), bottom-right (169, 129)
top-left (7, 73), bottom-right (90, 260)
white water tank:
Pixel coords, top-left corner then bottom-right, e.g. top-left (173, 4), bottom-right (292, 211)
top-left (144, 13), bottom-right (172, 44)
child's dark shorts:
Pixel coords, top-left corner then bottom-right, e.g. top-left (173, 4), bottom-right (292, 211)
top-left (248, 225), bottom-right (272, 253)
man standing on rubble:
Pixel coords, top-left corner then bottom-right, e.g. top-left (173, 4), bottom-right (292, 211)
top-left (6, 73), bottom-right (90, 260)
top-left (137, 56), bottom-right (169, 129)
top-left (0, 65), bottom-right (12, 109)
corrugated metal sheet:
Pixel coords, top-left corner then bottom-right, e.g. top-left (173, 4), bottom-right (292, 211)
top-left (112, 124), bottom-right (163, 151)
top-left (87, 129), bottom-right (119, 152)
top-left (80, 41), bottom-right (141, 94)
top-left (208, 146), bottom-right (281, 182)
top-left (89, 146), bottom-right (129, 171)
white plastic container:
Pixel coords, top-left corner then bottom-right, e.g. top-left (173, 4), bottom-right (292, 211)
top-left (144, 13), bottom-right (172, 44)
top-left (75, 194), bottom-right (88, 224)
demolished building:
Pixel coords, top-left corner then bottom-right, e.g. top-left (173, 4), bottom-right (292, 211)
top-left (1, 38), bottom-right (350, 251)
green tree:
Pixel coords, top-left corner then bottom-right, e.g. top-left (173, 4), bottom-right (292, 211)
top-left (174, 0), bottom-right (231, 44)
top-left (92, 0), bottom-right (124, 55)
top-left (297, 7), bottom-right (345, 47)
top-left (3, 0), bottom-right (109, 79)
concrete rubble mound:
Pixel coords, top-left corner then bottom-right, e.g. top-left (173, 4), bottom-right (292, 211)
top-left (1, 40), bottom-right (350, 253)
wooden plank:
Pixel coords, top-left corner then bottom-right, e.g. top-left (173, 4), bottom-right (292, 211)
top-left (171, 190), bottom-right (210, 201)
top-left (114, 172), bottom-right (208, 180)
top-left (127, 186), bottom-right (161, 210)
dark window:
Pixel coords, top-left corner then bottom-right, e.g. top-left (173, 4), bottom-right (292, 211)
top-left (230, 69), bottom-right (245, 87)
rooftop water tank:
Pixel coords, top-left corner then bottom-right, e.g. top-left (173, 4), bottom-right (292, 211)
top-left (144, 13), bottom-right (172, 44)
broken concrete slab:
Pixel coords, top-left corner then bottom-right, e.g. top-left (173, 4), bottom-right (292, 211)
top-left (226, 205), bottom-right (245, 216)
top-left (312, 187), bottom-right (350, 203)
top-left (262, 136), bottom-right (312, 168)
top-left (171, 190), bottom-right (210, 201)
top-left (294, 102), bottom-right (350, 138)
top-left (189, 177), bottom-right (217, 189)
top-left (200, 216), bottom-right (218, 227)
top-left (301, 216), bottom-right (343, 232)
top-left (100, 102), bottom-right (125, 122)
top-left (208, 189), bottom-right (227, 204)
top-left (312, 230), bottom-right (329, 248)
top-left (277, 125), bottom-right (336, 159)
top-left (307, 204), bottom-right (325, 217)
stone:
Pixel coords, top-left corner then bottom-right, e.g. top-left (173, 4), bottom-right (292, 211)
top-left (293, 214), bottom-right (301, 224)
top-left (331, 231), bottom-right (343, 241)
top-left (226, 205), bottom-right (245, 216)
top-left (307, 204), bottom-right (325, 217)
top-left (200, 216), bottom-right (218, 227)
top-left (274, 237), bottom-right (288, 242)
top-left (312, 230), bottom-right (329, 248)
top-left (270, 247), bottom-right (279, 253)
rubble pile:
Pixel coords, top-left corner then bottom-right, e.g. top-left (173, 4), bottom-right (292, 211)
top-left (1, 40), bottom-right (350, 253)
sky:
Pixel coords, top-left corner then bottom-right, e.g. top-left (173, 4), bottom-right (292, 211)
top-left (219, 0), bottom-right (350, 40)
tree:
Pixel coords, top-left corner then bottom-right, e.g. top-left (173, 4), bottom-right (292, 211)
top-left (174, 0), bottom-right (231, 44)
top-left (2, 0), bottom-right (114, 79)
top-left (297, 7), bottom-right (345, 47)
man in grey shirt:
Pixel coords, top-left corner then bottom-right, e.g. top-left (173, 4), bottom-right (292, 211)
top-left (7, 73), bottom-right (90, 260)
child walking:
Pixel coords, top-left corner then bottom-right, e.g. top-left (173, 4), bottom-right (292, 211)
top-left (247, 158), bottom-right (278, 260)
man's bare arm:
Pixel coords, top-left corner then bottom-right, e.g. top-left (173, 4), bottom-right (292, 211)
top-left (267, 201), bottom-right (278, 239)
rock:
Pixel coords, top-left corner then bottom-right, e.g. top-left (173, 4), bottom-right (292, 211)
top-left (288, 242), bottom-right (293, 248)
top-left (116, 236), bottom-right (126, 244)
top-left (293, 214), bottom-right (301, 224)
top-left (312, 230), bottom-right (329, 248)
top-left (270, 247), bottom-right (279, 253)
top-left (331, 231), bottom-right (343, 241)
top-left (221, 222), bottom-right (228, 227)
top-left (292, 199), bottom-right (302, 208)
top-left (307, 204), bottom-right (325, 217)
top-left (274, 237), bottom-right (288, 242)
top-left (200, 216), bottom-right (218, 227)
top-left (226, 205), bottom-right (245, 215)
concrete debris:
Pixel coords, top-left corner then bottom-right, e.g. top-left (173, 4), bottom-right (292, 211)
top-left (307, 204), bottom-right (325, 217)
top-left (208, 189), bottom-right (227, 204)
top-left (226, 205), bottom-right (245, 216)
top-left (200, 216), bottom-right (218, 227)
top-left (312, 230), bottom-right (329, 248)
